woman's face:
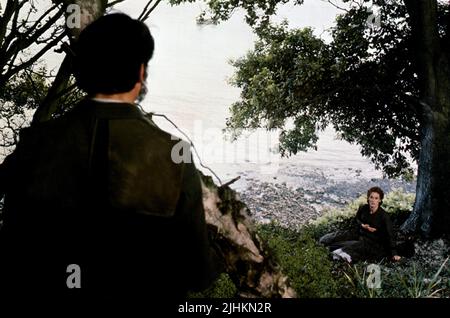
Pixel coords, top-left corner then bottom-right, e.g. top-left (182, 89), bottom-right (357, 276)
top-left (368, 192), bottom-right (381, 211)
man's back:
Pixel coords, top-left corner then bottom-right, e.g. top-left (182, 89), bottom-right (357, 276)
top-left (0, 99), bottom-right (215, 299)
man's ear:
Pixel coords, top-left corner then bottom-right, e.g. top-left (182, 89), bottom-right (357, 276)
top-left (139, 64), bottom-right (145, 82)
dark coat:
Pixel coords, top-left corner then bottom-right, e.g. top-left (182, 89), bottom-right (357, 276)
top-left (0, 99), bottom-right (217, 299)
top-left (356, 204), bottom-right (397, 257)
top-left (319, 204), bottom-right (398, 262)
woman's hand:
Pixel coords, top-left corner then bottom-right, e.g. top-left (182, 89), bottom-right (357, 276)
top-left (362, 224), bottom-right (377, 232)
top-left (392, 255), bottom-right (401, 261)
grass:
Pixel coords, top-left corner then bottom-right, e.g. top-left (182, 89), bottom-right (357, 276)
top-left (190, 189), bottom-right (449, 298)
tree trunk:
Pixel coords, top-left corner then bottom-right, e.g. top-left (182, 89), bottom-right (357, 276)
top-left (32, 56), bottom-right (73, 123)
top-left (33, 0), bottom-right (108, 123)
top-left (200, 174), bottom-right (296, 297)
top-left (401, 0), bottom-right (450, 236)
top-left (402, 100), bottom-right (450, 236)
top-left (429, 104), bottom-right (450, 236)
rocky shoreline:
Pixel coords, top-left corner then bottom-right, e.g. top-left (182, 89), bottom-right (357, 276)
top-left (237, 172), bottom-right (416, 229)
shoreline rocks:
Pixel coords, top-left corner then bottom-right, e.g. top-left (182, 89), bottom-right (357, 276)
top-left (238, 174), bottom-right (416, 229)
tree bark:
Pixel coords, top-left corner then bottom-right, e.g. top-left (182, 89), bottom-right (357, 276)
top-left (401, 0), bottom-right (450, 236)
top-left (32, 0), bottom-right (108, 124)
top-left (32, 55), bottom-right (73, 123)
top-left (200, 173), bottom-right (296, 297)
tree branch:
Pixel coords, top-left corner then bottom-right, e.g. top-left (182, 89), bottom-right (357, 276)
top-left (2, 0), bottom-right (28, 49)
top-left (106, 0), bottom-right (126, 8)
top-left (13, 7), bottom-right (65, 59)
top-left (23, 66), bottom-right (44, 104)
top-left (5, 42), bottom-right (21, 77)
top-left (23, 4), bottom-right (61, 41)
top-left (32, 55), bottom-right (73, 123)
top-left (324, 0), bottom-right (349, 12)
top-left (139, 0), bottom-right (162, 22)
top-left (138, 0), bottom-right (154, 21)
top-left (0, 31), bottom-right (67, 87)
top-left (0, 7), bottom-right (65, 81)
top-left (34, 0), bottom-right (109, 123)
top-left (0, 0), bottom-right (19, 48)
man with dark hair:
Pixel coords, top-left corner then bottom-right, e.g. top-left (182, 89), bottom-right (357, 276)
top-left (74, 12), bottom-right (154, 99)
top-left (0, 13), bottom-right (218, 300)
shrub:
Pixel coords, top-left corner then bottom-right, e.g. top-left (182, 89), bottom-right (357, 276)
top-left (187, 273), bottom-right (238, 298)
top-left (257, 223), bottom-right (341, 297)
top-left (309, 188), bottom-right (415, 239)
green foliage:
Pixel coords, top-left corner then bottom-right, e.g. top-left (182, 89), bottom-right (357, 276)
top-left (397, 258), bottom-right (449, 298)
top-left (382, 188), bottom-right (415, 214)
top-left (224, 0), bottom-right (450, 177)
top-left (354, 255), bottom-right (450, 298)
top-left (257, 223), bottom-right (340, 297)
top-left (342, 262), bottom-right (383, 298)
top-left (0, 67), bottom-right (50, 154)
top-left (227, 25), bottom-right (330, 154)
top-left (309, 188), bottom-right (415, 240)
top-left (187, 273), bottom-right (238, 298)
top-left (0, 67), bottom-right (84, 155)
top-left (329, 251), bottom-right (450, 298)
top-left (172, 0), bottom-right (303, 31)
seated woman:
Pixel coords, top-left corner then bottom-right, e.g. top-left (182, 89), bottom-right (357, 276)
top-left (319, 186), bottom-right (401, 263)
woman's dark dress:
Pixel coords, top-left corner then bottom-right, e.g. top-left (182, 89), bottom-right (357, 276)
top-left (320, 204), bottom-right (397, 262)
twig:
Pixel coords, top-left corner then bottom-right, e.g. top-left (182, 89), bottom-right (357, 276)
top-left (143, 110), bottom-right (223, 186)
top-left (221, 176), bottom-right (241, 188)
top-left (139, 0), bottom-right (162, 22)
top-left (324, 0), bottom-right (349, 12)
top-left (106, 0), bottom-right (126, 8)
top-left (138, 0), bottom-right (154, 21)
top-left (22, 64), bottom-right (42, 103)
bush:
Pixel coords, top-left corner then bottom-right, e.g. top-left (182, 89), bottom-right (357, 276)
top-left (187, 273), bottom-right (238, 298)
top-left (342, 255), bottom-right (450, 298)
top-left (256, 223), bottom-right (341, 297)
top-left (309, 188), bottom-right (415, 240)
top-left (189, 222), bottom-right (346, 298)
